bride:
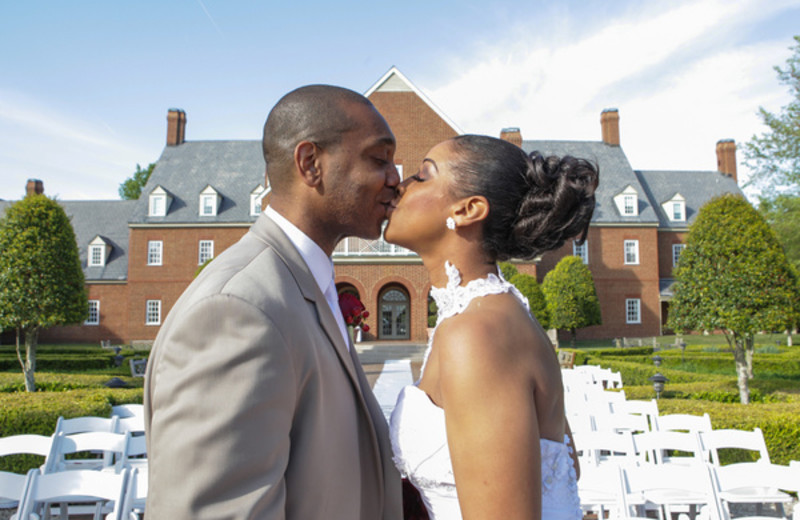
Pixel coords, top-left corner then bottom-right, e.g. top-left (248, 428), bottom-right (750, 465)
top-left (384, 135), bottom-right (598, 520)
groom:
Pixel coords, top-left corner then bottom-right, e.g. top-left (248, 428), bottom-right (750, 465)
top-left (144, 85), bottom-right (403, 519)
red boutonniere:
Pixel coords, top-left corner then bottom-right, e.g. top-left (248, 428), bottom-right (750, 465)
top-left (338, 293), bottom-right (370, 332)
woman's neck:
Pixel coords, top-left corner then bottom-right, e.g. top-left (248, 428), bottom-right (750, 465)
top-left (422, 248), bottom-right (496, 288)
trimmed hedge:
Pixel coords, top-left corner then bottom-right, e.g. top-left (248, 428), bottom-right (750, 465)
top-left (0, 387), bottom-right (143, 473)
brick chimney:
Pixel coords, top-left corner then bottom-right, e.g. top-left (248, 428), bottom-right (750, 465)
top-left (25, 179), bottom-right (43, 197)
top-left (500, 127), bottom-right (523, 147)
top-left (601, 108), bottom-right (620, 146)
top-left (716, 139), bottom-right (737, 183)
top-left (166, 108), bottom-right (186, 146)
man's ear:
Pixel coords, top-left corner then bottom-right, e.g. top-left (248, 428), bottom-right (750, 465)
top-left (294, 141), bottom-right (322, 187)
top-left (452, 195), bottom-right (489, 227)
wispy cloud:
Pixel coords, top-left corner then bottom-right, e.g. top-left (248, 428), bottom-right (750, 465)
top-left (424, 0), bottom-right (798, 196)
top-left (195, 0), bottom-right (224, 38)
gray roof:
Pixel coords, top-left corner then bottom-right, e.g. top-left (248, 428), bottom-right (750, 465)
top-left (0, 199), bottom-right (135, 281)
top-left (129, 141), bottom-right (265, 224)
top-left (635, 170), bottom-right (743, 229)
top-left (521, 140), bottom-right (659, 225)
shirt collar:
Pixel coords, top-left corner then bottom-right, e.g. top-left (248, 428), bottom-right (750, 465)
top-left (264, 206), bottom-right (333, 293)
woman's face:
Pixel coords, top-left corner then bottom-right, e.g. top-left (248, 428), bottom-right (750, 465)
top-left (383, 140), bottom-right (458, 253)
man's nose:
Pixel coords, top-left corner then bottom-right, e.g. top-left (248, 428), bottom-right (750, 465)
top-left (386, 163), bottom-right (400, 187)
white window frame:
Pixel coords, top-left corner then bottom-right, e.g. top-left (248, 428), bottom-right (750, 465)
top-left (147, 240), bottom-right (163, 266)
top-left (624, 239), bottom-right (639, 265)
top-left (85, 300), bottom-right (100, 325)
top-left (88, 245), bottom-right (105, 267)
top-left (672, 244), bottom-right (686, 267)
top-left (573, 240), bottom-right (588, 264)
top-left (149, 194), bottom-right (166, 217)
top-left (250, 184), bottom-right (271, 216)
top-left (200, 194), bottom-right (216, 216)
top-left (626, 298), bottom-right (641, 324)
top-left (198, 240), bottom-right (214, 265)
top-left (623, 195), bottom-right (636, 216)
top-left (672, 202), bottom-right (683, 221)
top-left (146, 300), bottom-right (162, 326)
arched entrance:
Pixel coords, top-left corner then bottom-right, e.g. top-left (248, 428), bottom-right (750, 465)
top-left (379, 286), bottom-right (410, 340)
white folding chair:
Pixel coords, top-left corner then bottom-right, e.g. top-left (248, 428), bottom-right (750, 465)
top-left (117, 434), bottom-right (147, 473)
top-left (121, 467), bottom-right (147, 520)
top-left (0, 434), bottom-right (54, 506)
top-left (53, 416), bottom-right (119, 436)
top-left (594, 411), bottom-right (650, 435)
top-left (0, 468), bottom-right (38, 511)
top-left (710, 461), bottom-right (799, 520)
top-left (656, 413), bottom-right (712, 433)
top-left (633, 430), bottom-right (705, 466)
top-left (699, 428), bottom-right (770, 466)
top-left (573, 430), bottom-right (637, 467)
top-left (14, 468), bottom-right (130, 520)
top-left (614, 399), bottom-right (659, 431)
top-left (111, 404), bottom-right (143, 420)
top-left (578, 462), bottom-right (626, 520)
top-left (46, 431), bottom-right (129, 473)
top-left (620, 463), bottom-right (724, 520)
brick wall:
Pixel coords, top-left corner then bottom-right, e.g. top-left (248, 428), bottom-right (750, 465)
top-left (40, 283), bottom-right (130, 344)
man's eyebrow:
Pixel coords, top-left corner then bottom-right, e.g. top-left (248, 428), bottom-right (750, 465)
top-left (422, 158), bottom-right (438, 171)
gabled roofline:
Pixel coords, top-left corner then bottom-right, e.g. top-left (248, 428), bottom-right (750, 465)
top-left (365, 66), bottom-right (463, 134)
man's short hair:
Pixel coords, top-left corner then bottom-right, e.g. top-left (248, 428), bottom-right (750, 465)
top-left (262, 85), bottom-right (373, 192)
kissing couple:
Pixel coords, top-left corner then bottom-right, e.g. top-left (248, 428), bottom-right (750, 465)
top-left (144, 84), bottom-right (598, 520)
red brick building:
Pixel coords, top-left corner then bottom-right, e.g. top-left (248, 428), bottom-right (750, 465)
top-left (1, 67), bottom-right (742, 345)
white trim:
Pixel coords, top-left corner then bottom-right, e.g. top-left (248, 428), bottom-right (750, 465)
top-left (626, 298), bottom-right (641, 324)
top-left (672, 243), bottom-right (686, 267)
top-left (147, 240), bottom-right (163, 266)
top-left (198, 240), bottom-right (214, 264)
top-left (88, 244), bottom-right (105, 267)
top-left (573, 240), bottom-right (589, 264)
top-left (364, 66), bottom-right (463, 134)
top-left (624, 239), bottom-right (639, 265)
top-left (85, 300), bottom-right (100, 325)
top-left (146, 300), bottom-right (161, 326)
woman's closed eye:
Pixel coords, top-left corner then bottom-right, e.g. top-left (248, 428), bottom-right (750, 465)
top-left (411, 173), bottom-right (425, 182)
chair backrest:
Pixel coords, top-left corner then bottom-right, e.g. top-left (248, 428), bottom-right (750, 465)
top-left (594, 411), bottom-right (650, 435)
top-left (699, 428), bottom-right (770, 465)
top-left (0, 434), bottom-right (53, 458)
top-left (613, 399), bottom-right (659, 431)
top-left (121, 467), bottom-right (148, 517)
top-left (633, 430), bottom-right (704, 465)
top-left (15, 468), bottom-right (130, 520)
top-left (54, 415), bottom-right (119, 435)
top-left (620, 463), bottom-right (723, 520)
top-left (656, 413), bottom-right (712, 433)
top-left (0, 468), bottom-right (38, 506)
top-left (577, 462), bottom-right (626, 516)
top-left (711, 461), bottom-right (800, 496)
top-left (46, 431), bottom-right (129, 473)
top-left (111, 404), bottom-right (144, 419)
top-left (573, 430), bottom-right (637, 466)
top-left (118, 434), bottom-right (147, 472)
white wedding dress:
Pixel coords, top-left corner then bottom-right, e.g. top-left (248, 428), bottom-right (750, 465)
top-left (389, 262), bottom-right (581, 520)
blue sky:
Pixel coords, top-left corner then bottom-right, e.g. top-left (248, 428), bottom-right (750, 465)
top-left (1, 0), bottom-right (799, 201)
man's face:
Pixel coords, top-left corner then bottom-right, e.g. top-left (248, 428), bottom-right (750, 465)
top-left (321, 102), bottom-right (399, 240)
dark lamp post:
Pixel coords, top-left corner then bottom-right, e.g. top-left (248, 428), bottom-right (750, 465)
top-left (652, 355), bottom-right (662, 367)
top-left (649, 373), bottom-right (668, 399)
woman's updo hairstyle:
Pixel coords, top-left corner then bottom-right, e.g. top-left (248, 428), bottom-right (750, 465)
top-left (449, 135), bottom-right (599, 262)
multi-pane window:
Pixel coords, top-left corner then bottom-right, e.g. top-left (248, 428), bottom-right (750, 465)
top-left (147, 240), bottom-right (163, 266)
top-left (89, 245), bottom-right (104, 267)
top-left (673, 244), bottom-right (686, 267)
top-left (149, 195), bottom-right (166, 217)
top-left (146, 300), bottom-right (161, 325)
top-left (624, 240), bottom-right (639, 265)
top-left (626, 298), bottom-right (641, 324)
top-left (672, 202), bottom-right (683, 221)
top-left (200, 194), bottom-right (216, 216)
top-left (573, 240), bottom-right (589, 264)
top-left (199, 240), bottom-right (214, 264)
top-left (85, 300), bottom-right (100, 325)
top-left (623, 195), bottom-right (636, 216)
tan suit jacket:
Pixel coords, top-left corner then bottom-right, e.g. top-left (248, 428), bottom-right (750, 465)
top-left (144, 214), bottom-right (402, 519)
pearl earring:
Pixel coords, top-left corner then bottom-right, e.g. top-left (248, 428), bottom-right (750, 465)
top-left (446, 217), bottom-right (456, 230)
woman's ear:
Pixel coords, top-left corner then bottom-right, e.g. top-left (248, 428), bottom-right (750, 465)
top-left (294, 141), bottom-right (322, 187)
top-left (452, 195), bottom-right (489, 227)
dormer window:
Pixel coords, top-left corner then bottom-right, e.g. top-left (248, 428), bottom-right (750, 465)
top-left (250, 184), bottom-right (271, 216)
top-left (662, 193), bottom-right (686, 222)
top-left (614, 186), bottom-right (639, 217)
top-left (199, 185), bottom-right (220, 217)
top-left (87, 236), bottom-right (109, 267)
top-left (148, 186), bottom-right (171, 217)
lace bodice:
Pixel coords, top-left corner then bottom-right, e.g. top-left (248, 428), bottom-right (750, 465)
top-left (389, 262), bottom-right (581, 520)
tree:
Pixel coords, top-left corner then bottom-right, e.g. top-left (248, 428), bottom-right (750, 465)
top-left (0, 195), bottom-right (88, 391)
top-left (509, 272), bottom-right (550, 330)
top-left (499, 261), bottom-right (519, 281)
top-left (743, 35), bottom-right (800, 197)
top-left (542, 256), bottom-right (601, 346)
top-left (118, 163), bottom-right (156, 200)
top-left (758, 194), bottom-right (800, 272)
top-left (667, 194), bottom-right (799, 404)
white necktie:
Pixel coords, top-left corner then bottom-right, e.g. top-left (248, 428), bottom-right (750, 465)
top-left (324, 276), bottom-right (350, 350)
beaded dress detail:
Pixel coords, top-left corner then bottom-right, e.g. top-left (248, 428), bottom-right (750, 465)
top-left (389, 262), bottom-right (581, 520)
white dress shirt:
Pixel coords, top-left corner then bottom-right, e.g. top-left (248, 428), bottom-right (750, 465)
top-left (264, 206), bottom-right (350, 349)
